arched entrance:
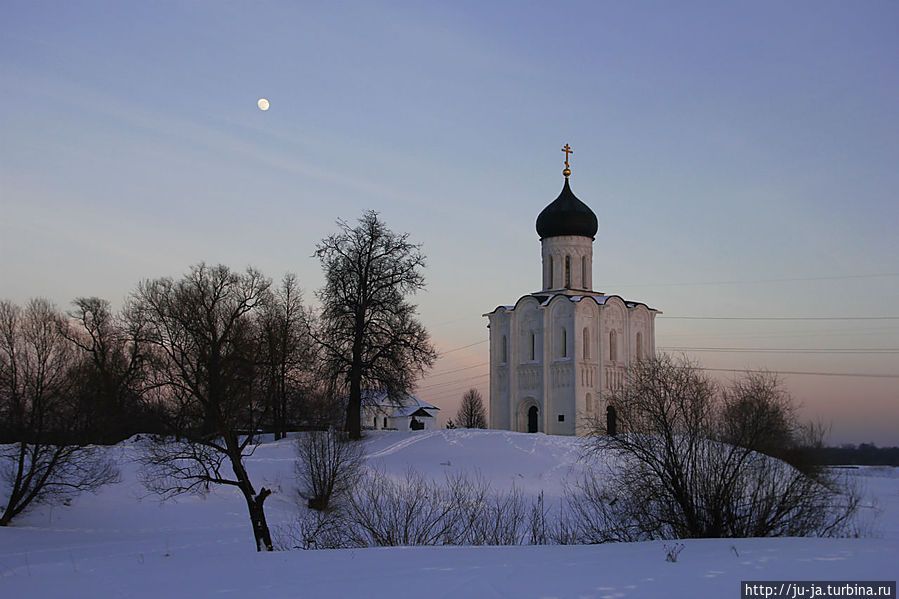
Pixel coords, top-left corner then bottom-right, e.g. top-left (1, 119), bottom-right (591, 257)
top-left (517, 398), bottom-right (541, 433)
top-left (606, 405), bottom-right (617, 436)
top-left (527, 406), bottom-right (539, 433)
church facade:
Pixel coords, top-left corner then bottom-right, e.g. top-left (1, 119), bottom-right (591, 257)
top-left (484, 150), bottom-right (660, 435)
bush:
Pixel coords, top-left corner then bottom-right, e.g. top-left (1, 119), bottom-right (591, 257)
top-left (344, 468), bottom-right (479, 546)
top-left (587, 355), bottom-right (860, 539)
top-left (296, 429), bottom-right (363, 512)
top-left (284, 466), bottom-right (556, 549)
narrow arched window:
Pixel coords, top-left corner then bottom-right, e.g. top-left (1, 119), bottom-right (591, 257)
top-left (581, 256), bottom-right (587, 289)
top-left (547, 255), bottom-right (554, 288)
top-left (565, 255), bottom-right (571, 288)
top-left (560, 327), bottom-right (567, 358)
top-left (586, 392), bottom-right (593, 414)
top-left (501, 335), bottom-right (508, 363)
top-left (583, 327), bottom-right (590, 359)
top-left (610, 330), bottom-right (617, 362)
top-left (529, 332), bottom-right (536, 361)
top-left (636, 332), bottom-right (643, 361)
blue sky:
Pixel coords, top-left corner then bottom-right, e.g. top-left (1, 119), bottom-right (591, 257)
top-left (2, 1), bottom-right (897, 444)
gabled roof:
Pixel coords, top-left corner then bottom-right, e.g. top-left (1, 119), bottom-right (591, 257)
top-left (360, 389), bottom-right (439, 411)
top-left (390, 406), bottom-right (434, 418)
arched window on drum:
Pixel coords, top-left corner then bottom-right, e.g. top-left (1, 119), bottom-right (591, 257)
top-left (546, 255), bottom-right (554, 288)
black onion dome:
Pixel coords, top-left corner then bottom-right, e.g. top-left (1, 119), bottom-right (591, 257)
top-left (535, 178), bottom-right (598, 239)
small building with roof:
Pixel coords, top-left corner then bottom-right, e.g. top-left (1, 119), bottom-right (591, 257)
top-left (361, 389), bottom-right (440, 431)
top-left (484, 146), bottom-right (660, 435)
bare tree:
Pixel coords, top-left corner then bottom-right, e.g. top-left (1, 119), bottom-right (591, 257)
top-left (454, 388), bottom-right (487, 429)
top-left (313, 211), bottom-right (437, 440)
top-left (296, 429), bottom-right (363, 511)
top-left (258, 274), bottom-right (315, 439)
top-left (0, 299), bottom-right (119, 526)
top-left (64, 297), bottom-right (148, 443)
top-left (586, 354), bottom-right (858, 539)
top-left (128, 263), bottom-right (276, 551)
top-left (718, 369), bottom-right (829, 476)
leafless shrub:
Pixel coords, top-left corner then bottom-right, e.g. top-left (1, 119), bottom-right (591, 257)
top-left (588, 355), bottom-right (860, 540)
top-left (565, 470), bottom-right (646, 544)
top-left (842, 477), bottom-right (879, 539)
top-left (344, 468), bottom-right (473, 546)
top-left (284, 466), bottom-right (560, 549)
top-left (277, 507), bottom-right (357, 550)
top-left (464, 485), bottom-right (529, 545)
top-left (528, 491), bottom-right (550, 545)
top-left (664, 542), bottom-right (685, 562)
top-left (295, 429), bottom-right (363, 512)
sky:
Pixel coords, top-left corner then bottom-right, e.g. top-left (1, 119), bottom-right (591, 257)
top-left (1, 1), bottom-right (897, 445)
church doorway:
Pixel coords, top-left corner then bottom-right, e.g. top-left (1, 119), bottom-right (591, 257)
top-left (527, 406), bottom-right (539, 433)
top-left (606, 405), bottom-right (617, 436)
top-left (517, 398), bottom-right (540, 433)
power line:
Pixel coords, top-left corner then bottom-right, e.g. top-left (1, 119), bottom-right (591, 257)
top-left (661, 346), bottom-right (899, 354)
top-left (699, 367), bottom-right (899, 379)
top-left (429, 316), bottom-right (478, 328)
top-left (417, 368), bottom-right (899, 397)
top-left (417, 372), bottom-right (489, 391)
top-left (417, 385), bottom-right (489, 404)
top-left (418, 358), bottom-right (899, 388)
top-left (660, 316), bottom-right (899, 321)
top-left (424, 363), bottom-right (487, 379)
top-left (437, 340), bottom-right (487, 357)
top-left (608, 272), bottom-right (899, 288)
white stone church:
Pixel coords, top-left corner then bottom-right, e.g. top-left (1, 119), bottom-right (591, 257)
top-left (484, 151), bottom-right (660, 435)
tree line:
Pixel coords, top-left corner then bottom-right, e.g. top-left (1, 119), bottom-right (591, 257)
top-left (809, 444), bottom-right (899, 466)
top-left (0, 211), bottom-right (436, 548)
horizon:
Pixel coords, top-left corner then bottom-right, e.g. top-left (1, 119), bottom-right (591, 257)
top-left (2, 1), bottom-right (897, 445)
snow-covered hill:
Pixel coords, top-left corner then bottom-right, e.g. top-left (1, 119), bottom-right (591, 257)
top-left (1, 430), bottom-right (896, 598)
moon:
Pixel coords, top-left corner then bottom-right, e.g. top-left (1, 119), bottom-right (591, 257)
top-left (257, 98), bottom-right (270, 111)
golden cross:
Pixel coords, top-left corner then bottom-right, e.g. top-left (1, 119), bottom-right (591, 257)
top-left (561, 143), bottom-right (573, 169)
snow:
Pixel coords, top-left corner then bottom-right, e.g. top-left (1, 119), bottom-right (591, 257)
top-left (361, 389), bottom-right (439, 411)
top-left (1, 430), bottom-right (896, 598)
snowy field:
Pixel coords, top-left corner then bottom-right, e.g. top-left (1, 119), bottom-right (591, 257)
top-left (1, 430), bottom-right (896, 598)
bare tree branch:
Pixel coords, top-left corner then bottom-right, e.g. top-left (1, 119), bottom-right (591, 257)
top-left (582, 354), bottom-right (859, 540)
top-left (127, 263), bottom-right (277, 551)
top-left (0, 299), bottom-right (119, 526)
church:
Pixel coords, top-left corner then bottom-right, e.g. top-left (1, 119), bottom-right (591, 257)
top-left (484, 146), bottom-right (660, 435)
